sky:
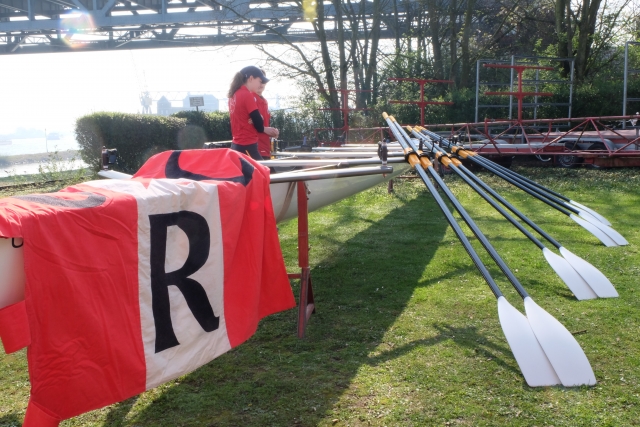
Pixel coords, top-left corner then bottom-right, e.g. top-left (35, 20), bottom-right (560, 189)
top-left (0, 45), bottom-right (298, 136)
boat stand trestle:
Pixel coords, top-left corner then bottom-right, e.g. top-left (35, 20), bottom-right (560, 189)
top-left (287, 181), bottom-right (316, 338)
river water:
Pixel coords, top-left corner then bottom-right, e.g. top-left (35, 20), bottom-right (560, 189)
top-left (0, 136), bottom-right (88, 178)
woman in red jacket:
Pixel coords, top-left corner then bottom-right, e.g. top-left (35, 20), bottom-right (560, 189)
top-left (227, 66), bottom-right (279, 160)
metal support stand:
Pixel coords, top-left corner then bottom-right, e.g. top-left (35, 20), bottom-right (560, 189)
top-left (476, 56), bottom-right (574, 124)
top-left (388, 78), bottom-right (453, 126)
top-left (287, 181), bottom-right (315, 338)
top-left (315, 88), bottom-right (373, 145)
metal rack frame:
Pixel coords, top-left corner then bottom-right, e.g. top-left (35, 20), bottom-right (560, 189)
top-left (475, 56), bottom-right (574, 123)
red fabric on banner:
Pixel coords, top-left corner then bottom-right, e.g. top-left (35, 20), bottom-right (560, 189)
top-left (0, 148), bottom-right (294, 425)
top-left (24, 400), bottom-right (63, 427)
top-left (0, 300), bottom-right (31, 353)
top-left (135, 149), bottom-right (294, 346)
top-left (0, 188), bottom-right (147, 423)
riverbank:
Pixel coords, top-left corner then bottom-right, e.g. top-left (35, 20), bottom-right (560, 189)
top-left (0, 150), bottom-right (88, 180)
top-left (0, 150), bottom-right (80, 167)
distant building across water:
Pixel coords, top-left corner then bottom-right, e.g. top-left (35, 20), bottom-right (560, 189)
top-left (156, 93), bottom-right (220, 116)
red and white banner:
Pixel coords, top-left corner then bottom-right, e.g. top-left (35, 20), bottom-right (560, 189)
top-left (0, 149), bottom-right (295, 426)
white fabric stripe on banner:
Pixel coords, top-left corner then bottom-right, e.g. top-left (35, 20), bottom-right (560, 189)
top-left (85, 179), bottom-right (231, 390)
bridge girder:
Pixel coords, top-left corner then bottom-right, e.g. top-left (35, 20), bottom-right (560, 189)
top-left (0, 0), bottom-right (414, 54)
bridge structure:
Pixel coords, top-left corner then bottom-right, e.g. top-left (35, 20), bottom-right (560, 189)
top-left (0, 0), bottom-right (414, 55)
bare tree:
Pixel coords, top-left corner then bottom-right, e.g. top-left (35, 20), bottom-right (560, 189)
top-left (555, 0), bottom-right (632, 79)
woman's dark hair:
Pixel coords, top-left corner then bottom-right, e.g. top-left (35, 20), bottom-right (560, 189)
top-left (228, 72), bottom-right (247, 98)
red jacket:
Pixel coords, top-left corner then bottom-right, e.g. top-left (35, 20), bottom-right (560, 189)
top-left (229, 86), bottom-right (259, 146)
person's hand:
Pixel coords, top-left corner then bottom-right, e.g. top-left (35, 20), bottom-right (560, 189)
top-left (264, 127), bottom-right (279, 138)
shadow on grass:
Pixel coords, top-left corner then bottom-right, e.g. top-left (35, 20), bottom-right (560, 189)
top-left (107, 190), bottom-right (514, 426)
top-left (0, 413), bottom-right (21, 427)
top-left (365, 323), bottom-right (520, 377)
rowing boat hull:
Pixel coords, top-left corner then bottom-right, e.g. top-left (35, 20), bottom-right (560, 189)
top-left (271, 162), bottom-right (409, 222)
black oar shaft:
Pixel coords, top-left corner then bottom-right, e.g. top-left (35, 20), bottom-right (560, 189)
top-left (425, 160), bottom-right (530, 299)
top-left (468, 154), bottom-right (579, 213)
top-left (478, 155), bottom-right (571, 202)
top-left (383, 118), bottom-right (504, 298)
top-left (459, 154), bottom-right (574, 216)
top-left (456, 165), bottom-right (563, 249)
top-left (420, 129), bottom-right (581, 215)
top-left (410, 130), bottom-right (563, 249)
top-left (390, 120), bottom-right (530, 299)
top-left (442, 160), bottom-right (546, 250)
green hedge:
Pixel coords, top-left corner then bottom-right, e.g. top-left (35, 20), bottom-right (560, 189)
top-left (269, 109), bottom-right (316, 145)
top-left (171, 110), bottom-right (232, 141)
top-left (75, 111), bottom-right (233, 173)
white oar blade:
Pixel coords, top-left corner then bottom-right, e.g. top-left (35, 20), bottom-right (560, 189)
top-left (542, 248), bottom-right (597, 300)
top-left (559, 247), bottom-right (619, 298)
top-left (568, 200), bottom-right (612, 226)
top-left (524, 297), bottom-right (596, 387)
top-left (575, 212), bottom-right (628, 246)
top-left (497, 296), bottom-right (561, 387)
top-left (576, 212), bottom-right (628, 246)
top-left (570, 214), bottom-right (618, 247)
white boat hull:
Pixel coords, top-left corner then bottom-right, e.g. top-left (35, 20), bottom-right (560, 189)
top-left (271, 162), bottom-right (409, 222)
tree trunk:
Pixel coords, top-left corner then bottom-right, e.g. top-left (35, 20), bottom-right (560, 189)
top-left (575, 0), bottom-right (602, 79)
top-left (555, 0), bottom-right (571, 75)
top-left (392, 0), bottom-right (400, 52)
top-left (314, 1), bottom-right (341, 129)
top-left (427, 0), bottom-right (444, 79)
top-left (364, 0), bottom-right (381, 107)
top-left (449, 0), bottom-right (458, 85)
top-left (333, 0), bottom-right (349, 133)
top-left (460, 0), bottom-right (475, 88)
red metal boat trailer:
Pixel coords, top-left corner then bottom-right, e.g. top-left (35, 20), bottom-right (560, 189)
top-left (423, 115), bottom-right (640, 168)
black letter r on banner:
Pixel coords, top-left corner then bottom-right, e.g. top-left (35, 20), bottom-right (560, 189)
top-left (149, 211), bottom-right (220, 353)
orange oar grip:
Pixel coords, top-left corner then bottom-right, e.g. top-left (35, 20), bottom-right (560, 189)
top-left (419, 156), bottom-right (433, 169)
top-left (435, 152), bottom-right (452, 167)
top-left (451, 146), bottom-right (476, 158)
top-left (407, 152), bottom-right (420, 168)
top-left (451, 157), bottom-right (462, 166)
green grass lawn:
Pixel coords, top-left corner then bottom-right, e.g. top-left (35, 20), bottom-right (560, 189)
top-left (1, 166), bottom-right (639, 426)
